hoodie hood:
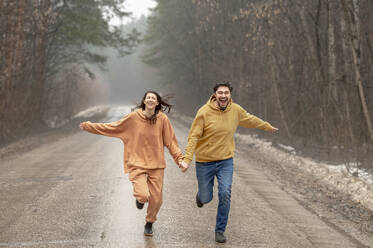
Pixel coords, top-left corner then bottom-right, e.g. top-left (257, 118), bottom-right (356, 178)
top-left (135, 109), bottom-right (162, 122)
top-left (207, 95), bottom-right (232, 112)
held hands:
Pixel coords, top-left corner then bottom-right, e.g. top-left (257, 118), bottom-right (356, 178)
top-left (178, 159), bottom-right (189, 173)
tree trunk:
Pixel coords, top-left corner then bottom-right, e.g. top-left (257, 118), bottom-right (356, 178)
top-left (340, 3), bottom-right (356, 144)
top-left (298, 1), bottom-right (328, 143)
top-left (327, 0), bottom-right (337, 103)
top-left (343, 0), bottom-right (373, 142)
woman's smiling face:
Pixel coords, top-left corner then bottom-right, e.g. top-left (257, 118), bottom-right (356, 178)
top-left (143, 92), bottom-right (159, 111)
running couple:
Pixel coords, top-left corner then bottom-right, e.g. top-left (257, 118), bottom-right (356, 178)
top-left (80, 82), bottom-right (278, 243)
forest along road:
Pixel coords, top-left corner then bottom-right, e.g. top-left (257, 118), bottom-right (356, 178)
top-left (0, 108), bottom-right (371, 248)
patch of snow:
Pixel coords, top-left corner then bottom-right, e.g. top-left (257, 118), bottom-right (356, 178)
top-left (46, 105), bottom-right (110, 128)
top-left (73, 105), bottom-right (111, 119)
top-left (328, 165), bottom-right (373, 185)
top-left (277, 144), bottom-right (296, 154)
top-left (235, 133), bottom-right (272, 148)
top-left (106, 105), bottom-right (133, 122)
top-left (234, 133), bottom-right (373, 211)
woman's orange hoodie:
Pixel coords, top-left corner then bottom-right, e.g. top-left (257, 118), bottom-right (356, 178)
top-left (83, 109), bottom-right (183, 173)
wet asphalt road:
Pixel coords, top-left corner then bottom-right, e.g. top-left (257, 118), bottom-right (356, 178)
top-left (0, 111), bottom-right (368, 247)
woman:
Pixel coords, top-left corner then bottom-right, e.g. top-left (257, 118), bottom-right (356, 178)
top-left (80, 91), bottom-right (188, 236)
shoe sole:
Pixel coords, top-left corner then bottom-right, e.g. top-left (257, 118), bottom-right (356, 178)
top-left (136, 201), bottom-right (144, 209)
top-left (144, 233), bottom-right (153, 237)
top-left (196, 195), bottom-right (204, 208)
top-left (215, 239), bottom-right (226, 243)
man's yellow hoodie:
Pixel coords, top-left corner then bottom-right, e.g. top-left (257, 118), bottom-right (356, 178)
top-left (184, 95), bottom-right (274, 164)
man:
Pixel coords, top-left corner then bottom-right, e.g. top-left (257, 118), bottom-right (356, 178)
top-left (183, 82), bottom-right (278, 243)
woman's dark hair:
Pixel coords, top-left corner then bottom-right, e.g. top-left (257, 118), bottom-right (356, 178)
top-left (135, 91), bottom-right (173, 124)
top-left (213, 82), bottom-right (233, 93)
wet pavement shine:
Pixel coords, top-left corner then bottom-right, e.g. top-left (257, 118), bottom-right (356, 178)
top-left (0, 116), bottom-right (368, 247)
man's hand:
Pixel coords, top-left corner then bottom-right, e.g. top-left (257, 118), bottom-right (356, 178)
top-left (79, 122), bottom-right (87, 131)
top-left (178, 160), bottom-right (189, 173)
top-left (270, 127), bottom-right (278, 133)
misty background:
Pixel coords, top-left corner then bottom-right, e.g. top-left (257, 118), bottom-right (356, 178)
top-left (95, 17), bottom-right (160, 105)
top-left (1, 0), bottom-right (373, 174)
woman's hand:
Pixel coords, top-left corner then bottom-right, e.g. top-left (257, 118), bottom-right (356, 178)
top-left (178, 160), bottom-right (189, 173)
top-left (79, 122), bottom-right (87, 131)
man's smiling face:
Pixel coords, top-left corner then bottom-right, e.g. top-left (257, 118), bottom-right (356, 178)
top-left (214, 86), bottom-right (231, 110)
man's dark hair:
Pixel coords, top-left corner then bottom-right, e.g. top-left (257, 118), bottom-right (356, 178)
top-left (213, 82), bottom-right (233, 93)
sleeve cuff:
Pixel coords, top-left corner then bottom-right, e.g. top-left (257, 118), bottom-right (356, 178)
top-left (184, 157), bottom-right (192, 164)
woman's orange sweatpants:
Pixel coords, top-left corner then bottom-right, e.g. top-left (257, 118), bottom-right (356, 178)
top-left (128, 167), bottom-right (164, 223)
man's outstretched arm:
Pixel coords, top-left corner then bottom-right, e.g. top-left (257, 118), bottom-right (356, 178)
top-left (238, 106), bottom-right (278, 132)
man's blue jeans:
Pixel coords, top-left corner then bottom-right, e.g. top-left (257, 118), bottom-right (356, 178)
top-left (196, 158), bottom-right (233, 233)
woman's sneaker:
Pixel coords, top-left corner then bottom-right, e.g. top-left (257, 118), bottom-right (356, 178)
top-left (144, 222), bottom-right (153, 236)
top-left (136, 200), bottom-right (144, 209)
